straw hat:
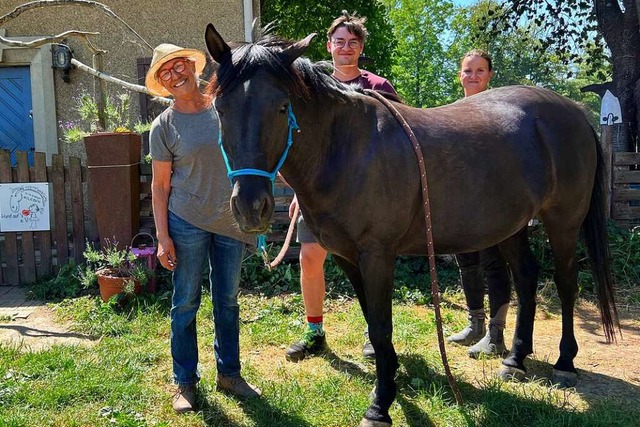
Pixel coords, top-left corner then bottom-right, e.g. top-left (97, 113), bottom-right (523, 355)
top-left (145, 43), bottom-right (207, 97)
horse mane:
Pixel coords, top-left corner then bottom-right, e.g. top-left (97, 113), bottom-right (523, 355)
top-left (207, 33), bottom-right (361, 103)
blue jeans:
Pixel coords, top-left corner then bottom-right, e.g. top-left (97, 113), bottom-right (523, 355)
top-left (168, 211), bottom-right (246, 386)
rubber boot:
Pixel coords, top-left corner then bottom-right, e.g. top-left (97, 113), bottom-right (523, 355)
top-left (468, 303), bottom-right (508, 358)
top-left (447, 309), bottom-right (486, 346)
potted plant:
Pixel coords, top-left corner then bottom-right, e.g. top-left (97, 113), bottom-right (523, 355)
top-left (79, 239), bottom-right (152, 302)
top-left (61, 91), bottom-right (152, 249)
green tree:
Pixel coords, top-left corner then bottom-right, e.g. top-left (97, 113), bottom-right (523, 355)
top-left (261, 0), bottom-right (396, 78)
top-left (494, 0), bottom-right (639, 151)
top-left (382, 0), bottom-right (457, 107)
top-left (450, 0), bottom-right (605, 122)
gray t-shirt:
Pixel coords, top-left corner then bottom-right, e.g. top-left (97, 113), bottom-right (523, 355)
top-left (149, 105), bottom-right (254, 245)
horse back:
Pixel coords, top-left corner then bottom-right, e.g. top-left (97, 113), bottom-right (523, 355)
top-left (393, 86), bottom-right (597, 254)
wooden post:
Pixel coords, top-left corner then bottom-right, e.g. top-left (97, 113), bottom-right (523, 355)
top-left (34, 152), bottom-right (52, 277)
top-left (16, 152), bottom-right (36, 284)
top-left (93, 52), bottom-right (107, 130)
top-left (0, 150), bottom-right (19, 285)
top-left (69, 157), bottom-right (85, 264)
top-left (601, 126), bottom-right (613, 219)
top-left (51, 154), bottom-right (68, 269)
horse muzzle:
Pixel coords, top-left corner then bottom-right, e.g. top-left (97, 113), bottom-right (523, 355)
top-left (230, 178), bottom-right (274, 233)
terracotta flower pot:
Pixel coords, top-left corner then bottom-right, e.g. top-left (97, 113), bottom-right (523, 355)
top-left (96, 269), bottom-right (142, 302)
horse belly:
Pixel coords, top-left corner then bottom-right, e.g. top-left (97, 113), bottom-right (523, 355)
top-left (398, 131), bottom-right (550, 254)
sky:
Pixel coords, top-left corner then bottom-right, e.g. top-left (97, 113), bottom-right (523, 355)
top-left (452, 0), bottom-right (479, 6)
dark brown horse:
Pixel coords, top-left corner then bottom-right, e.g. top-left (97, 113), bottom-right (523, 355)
top-left (204, 24), bottom-right (619, 427)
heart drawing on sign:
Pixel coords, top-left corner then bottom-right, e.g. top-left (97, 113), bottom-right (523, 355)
top-left (22, 209), bottom-right (31, 217)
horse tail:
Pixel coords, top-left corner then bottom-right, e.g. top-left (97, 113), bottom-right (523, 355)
top-left (582, 127), bottom-right (620, 343)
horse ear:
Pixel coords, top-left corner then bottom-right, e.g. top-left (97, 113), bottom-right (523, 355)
top-left (280, 33), bottom-right (316, 67)
top-left (205, 23), bottom-right (231, 63)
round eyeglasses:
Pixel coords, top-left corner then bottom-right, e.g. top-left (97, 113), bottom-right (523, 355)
top-left (157, 59), bottom-right (188, 82)
top-left (331, 39), bottom-right (361, 49)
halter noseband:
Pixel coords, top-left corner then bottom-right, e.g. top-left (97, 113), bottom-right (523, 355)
top-left (218, 104), bottom-right (299, 183)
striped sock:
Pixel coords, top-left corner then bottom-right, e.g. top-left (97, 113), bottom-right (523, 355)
top-left (307, 316), bottom-right (323, 334)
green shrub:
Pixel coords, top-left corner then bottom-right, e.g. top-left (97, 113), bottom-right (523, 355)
top-left (26, 262), bottom-right (84, 302)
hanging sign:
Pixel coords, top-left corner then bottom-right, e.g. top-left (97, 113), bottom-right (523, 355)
top-left (0, 183), bottom-right (51, 232)
top-left (601, 90), bottom-right (622, 125)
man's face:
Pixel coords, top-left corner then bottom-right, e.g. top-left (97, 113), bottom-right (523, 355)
top-left (327, 26), bottom-right (363, 68)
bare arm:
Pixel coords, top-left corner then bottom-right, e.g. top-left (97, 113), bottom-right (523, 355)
top-left (151, 159), bottom-right (176, 270)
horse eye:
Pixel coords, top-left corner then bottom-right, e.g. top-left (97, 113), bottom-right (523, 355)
top-left (279, 104), bottom-right (289, 114)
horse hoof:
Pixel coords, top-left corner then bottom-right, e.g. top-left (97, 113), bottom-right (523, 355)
top-left (499, 365), bottom-right (526, 382)
top-left (359, 418), bottom-right (392, 427)
top-left (551, 369), bottom-right (578, 388)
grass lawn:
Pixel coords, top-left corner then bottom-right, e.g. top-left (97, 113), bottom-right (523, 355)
top-left (2, 251), bottom-right (639, 426)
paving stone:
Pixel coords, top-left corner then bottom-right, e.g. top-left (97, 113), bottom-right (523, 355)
top-left (0, 286), bottom-right (42, 320)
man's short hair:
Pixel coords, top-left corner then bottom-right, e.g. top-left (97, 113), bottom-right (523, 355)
top-left (327, 10), bottom-right (368, 44)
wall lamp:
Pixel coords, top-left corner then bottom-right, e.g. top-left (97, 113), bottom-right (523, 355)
top-left (51, 43), bottom-right (73, 83)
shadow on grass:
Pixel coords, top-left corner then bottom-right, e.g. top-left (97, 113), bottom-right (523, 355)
top-left (196, 394), bottom-right (241, 427)
top-left (399, 353), bottom-right (640, 426)
top-left (197, 390), bottom-right (312, 427)
top-left (321, 348), bottom-right (439, 426)
top-left (0, 324), bottom-right (97, 341)
top-left (311, 347), bottom-right (640, 426)
top-left (519, 356), bottom-right (640, 408)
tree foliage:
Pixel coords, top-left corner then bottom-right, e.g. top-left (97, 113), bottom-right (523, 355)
top-left (493, 0), bottom-right (639, 151)
top-left (261, 0), bottom-right (396, 78)
top-left (382, 0), bottom-right (457, 107)
top-left (261, 0), bottom-right (610, 120)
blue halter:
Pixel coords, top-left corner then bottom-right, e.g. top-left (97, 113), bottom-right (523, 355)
top-left (217, 104), bottom-right (300, 252)
top-left (218, 104), bottom-right (299, 182)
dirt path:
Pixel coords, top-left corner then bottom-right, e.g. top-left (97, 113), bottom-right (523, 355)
top-left (448, 299), bottom-right (640, 407)
top-left (0, 306), bottom-right (97, 351)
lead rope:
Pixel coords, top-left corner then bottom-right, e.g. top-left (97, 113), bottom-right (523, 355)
top-left (262, 202), bottom-right (299, 270)
top-left (365, 89), bottom-right (463, 405)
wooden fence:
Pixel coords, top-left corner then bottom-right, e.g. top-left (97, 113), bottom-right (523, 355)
top-left (0, 150), bottom-right (87, 286)
top-left (611, 152), bottom-right (640, 227)
top-left (2, 146), bottom-right (637, 286)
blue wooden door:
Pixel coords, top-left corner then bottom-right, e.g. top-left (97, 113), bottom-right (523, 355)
top-left (0, 66), bottom-right (35, 165)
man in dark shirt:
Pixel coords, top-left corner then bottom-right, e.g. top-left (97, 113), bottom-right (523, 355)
top-left (285, 11), bottom-right (397, 362)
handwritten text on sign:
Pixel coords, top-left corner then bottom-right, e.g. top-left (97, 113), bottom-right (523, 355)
top-left (0, 183), bottom-right (51, 232)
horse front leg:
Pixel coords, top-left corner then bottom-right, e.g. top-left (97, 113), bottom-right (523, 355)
top-left (333, 255), bottom-right (368, 323)
top-left (358, 248), bottom-right (398, 427)
top-left (497, 227), bottom-right (539, 381)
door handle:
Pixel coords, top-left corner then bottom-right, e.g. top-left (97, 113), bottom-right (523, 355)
top-left (29, 110), bottom-right (33, 119)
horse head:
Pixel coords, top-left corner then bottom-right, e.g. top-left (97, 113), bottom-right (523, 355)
top-left (9, 188), bottom-right (22, 213)
top-left (205, 23), bottom-right (315, 233)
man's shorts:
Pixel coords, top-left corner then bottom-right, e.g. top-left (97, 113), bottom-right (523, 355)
top-left (297, 214), bottom-right (317, 244)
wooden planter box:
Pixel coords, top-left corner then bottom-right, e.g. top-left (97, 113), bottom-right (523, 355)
top-left (85, 132), bottom-right (141, 249)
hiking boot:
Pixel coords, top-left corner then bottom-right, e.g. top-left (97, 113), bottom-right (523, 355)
top-left (362, 331), bottom-right (375, 359)
top-left (285, 329), bottom-right (326, 362)
top-left (172, 384), bottom-right (197, 413)
top-left (216, 374), bottom-right (262, 398)
top-left (468, 324), bottom-right (506, 358)
top-left (447, 315), bottom-right (486, 346)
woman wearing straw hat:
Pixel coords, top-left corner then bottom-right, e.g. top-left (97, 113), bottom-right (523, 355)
top-left (146, 43), bottom-right (261, 414)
